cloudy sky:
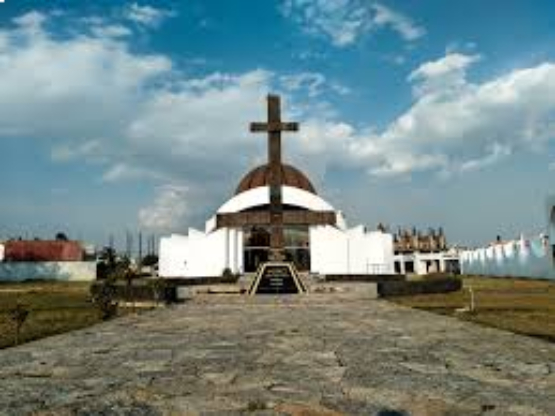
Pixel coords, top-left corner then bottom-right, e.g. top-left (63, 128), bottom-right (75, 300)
top-left (1, 0), bottom-right (555, 247)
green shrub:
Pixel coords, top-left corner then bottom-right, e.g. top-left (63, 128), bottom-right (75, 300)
top-left (8, 302), bottom-right (30, 345)
top-left (148, 278), bottom-right (167, 305)
top-left (91, 278), bottom-right (119, 320)
top-left (222, 267), bottom-right (233, 280)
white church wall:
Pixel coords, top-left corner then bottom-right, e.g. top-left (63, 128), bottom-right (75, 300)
top-left (226, 228), bottom-right (233, 273)
top-left (216, 186), bottom-right (335, 215)
top-left (160, 180), bottom-right (400, 277)
top-left (346, 226), bottom-right (367, 273)
top-left (161, 224), bottom-right (395, 277)
top-left (310, 226), bottom-right (348, 275)
top-left (225, 229), bottom-right (243, 274)
top-left (205, 216), bottom-right (216, 234)
top-left (159, 228), bottom-right (244, 278)
top-left (159, 234), bottom-right (189, 277)
top-left (185, 228), bottom-right (228, 277)
top-left (335, 211), bottom-right (347, 231)
top-left (310, 226), bottom-right (394, 275)
top-left (365, 231), bottom-right (395, 274)
top-left (234, 229), bottom-right (244, 273)
top-left (217, 187), bottom-right (265, 214)
top-left (346, 227), bottom-right (394, 274)
top-left (283, 187), bottom-right (335, 211)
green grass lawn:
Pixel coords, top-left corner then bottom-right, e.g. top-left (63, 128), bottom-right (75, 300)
top-left (391, 275), bottom-right (555, 342)
top-left (0, 281), bottom-right (101, 349)
top-left (3, 276), bottom-right (554, 349)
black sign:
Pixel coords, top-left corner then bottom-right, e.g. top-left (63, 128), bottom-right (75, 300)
top-left (250, 263), bottom-right (304, 294)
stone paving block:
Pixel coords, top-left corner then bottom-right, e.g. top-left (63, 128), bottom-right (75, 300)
top-left (0, 293), bottom-right (554, 415)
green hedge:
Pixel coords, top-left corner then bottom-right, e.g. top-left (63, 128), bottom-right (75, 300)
top-left (378, 277), bottom-right (462, 297)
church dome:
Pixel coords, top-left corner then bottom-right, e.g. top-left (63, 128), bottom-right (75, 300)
top-left (235, 163), bottom-right (316, 195)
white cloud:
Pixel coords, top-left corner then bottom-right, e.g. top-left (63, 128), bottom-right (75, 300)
top-left (3, 11), bottom-right (555, 231)
top-left (408, 53), bottom-right (480, 96)
top-left (281, 72), bottom-right (326, 97)
top-left (383, 54), bottom-right (407, 66)
top-left (281, 0), bottom-right (371, 47)
top-left (281, 0), bottom-right (425, 47)
top-left (101, 163), bottom-right (167, 183)
top-left (0, 12), bottom-right (278, 230)
top-left (124, 69), bottom-right (273, 171)
top-left (91, 24), bottom-right (132, 38)
top-left (51, 140), bottom-right (104, 162)
top-left (124, 3), bottom-right (174, 28)
top-left (270, 53), bottom-right (555, 179)
top-left (345, 53), bottom-right (555, 176)
top-left (459, 143), bottom-right (512, 173)
top-left (0, 12), bottom-right (171, 143)
top-left (13, 11), bottom-right (47, 33)
top-left (409, 53), bottom-right (478, 81)
top-left (279, 72), bottom-right (349, 97)
top-left (294, 119), bottom-right (355, 155)
top-left (372, 3), bottom-right (425, 41)
top-left (138, 184), bottom-right (189, 230)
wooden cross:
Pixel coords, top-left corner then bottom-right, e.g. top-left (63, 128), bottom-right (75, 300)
top-left (215, 95), bottom-right (335, 232)
top-left (250, 94), bottom-right (299, 261)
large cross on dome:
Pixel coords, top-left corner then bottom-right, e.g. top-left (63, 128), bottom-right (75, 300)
top-left (215, 95), bottom-right (335, 237)
top-left (250, 94), bottom-right (299, 260)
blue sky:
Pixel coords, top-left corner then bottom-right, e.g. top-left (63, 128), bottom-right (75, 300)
top-left (1, 0), bottom-right (555, 248)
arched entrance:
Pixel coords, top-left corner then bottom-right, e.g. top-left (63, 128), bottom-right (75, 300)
top-left (243, 226), bottom-right (270, 272)
top-left (243, 225), bottom-right (310, 272)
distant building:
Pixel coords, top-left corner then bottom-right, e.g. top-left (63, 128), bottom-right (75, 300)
top-left (394, 227), bottom-right (447, 253)
top-left (393, 228), bottom-right (460, 275)
top-left (0, 239), bottom-right (95, 282)
top-left (4, 240), bottom-right (84, 262)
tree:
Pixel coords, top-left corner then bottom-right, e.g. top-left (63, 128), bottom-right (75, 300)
top-left (92, 277), bottom-right (119, 320)
top-left (124, 267), bottom-right (137, 313)
top-left (141, 254), bottom-right (159, 267)
top-left (55, 232), bottom-right (69, 241)
top-left (148, 278), bottom-right (167, 306)
top-left (97, 247), bottom-right (117, 279)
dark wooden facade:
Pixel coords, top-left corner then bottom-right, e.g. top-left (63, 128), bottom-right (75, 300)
top-left (216, 210), bottom-right (336, 229)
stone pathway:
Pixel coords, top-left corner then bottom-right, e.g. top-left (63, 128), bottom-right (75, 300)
top-left (0, 291), bottom-right (554, 415)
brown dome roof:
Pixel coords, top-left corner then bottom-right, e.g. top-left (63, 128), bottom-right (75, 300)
top-left (235, 164), bottom-right (316, 195)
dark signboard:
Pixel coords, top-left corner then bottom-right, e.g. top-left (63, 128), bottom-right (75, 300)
top-left (249, 262), bottom-right (305, 295)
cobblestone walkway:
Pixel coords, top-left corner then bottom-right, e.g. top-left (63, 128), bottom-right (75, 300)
top-left (0, 292), bottom-right (554, 415)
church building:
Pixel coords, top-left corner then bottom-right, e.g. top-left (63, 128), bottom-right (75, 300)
top-left (159, 95), bottom-right (394, 278)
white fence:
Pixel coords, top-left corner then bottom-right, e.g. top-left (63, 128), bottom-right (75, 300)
top-left (460, 236), bottom-right (555, 280)
top-left (0, 261), bottom-right (96, 282)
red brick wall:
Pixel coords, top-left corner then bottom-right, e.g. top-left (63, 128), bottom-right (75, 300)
top-left (4, 241), bottom-right (84, 262)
